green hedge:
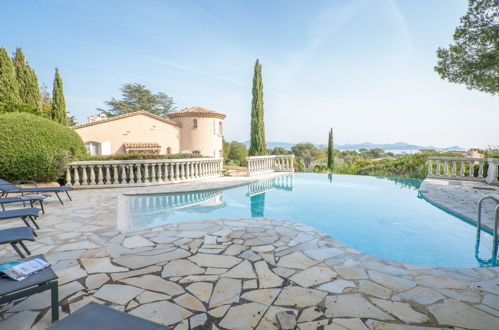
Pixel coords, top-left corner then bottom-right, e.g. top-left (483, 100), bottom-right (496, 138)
top-left (80, 153), bottom-right (206, 161)
top-left (0, 102), bottom-right (41, 116)
top-left (0, 112), bottom-right (87, 182)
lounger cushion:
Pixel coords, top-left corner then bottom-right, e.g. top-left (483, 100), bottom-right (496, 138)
top-left (0, 208), bottom-right (40, 220)
top-left (0, 227), bottom-right (35, 244)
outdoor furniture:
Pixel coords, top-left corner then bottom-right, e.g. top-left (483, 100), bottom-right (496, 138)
top-left (47, 302), bottom-right (169, 329)
top-left (0, 254), bottom-right (59, 322)
top-left (0, 179), bottom-right (72, 205)
top-left (0, 208), bottom-right (41, 235)
top-left (0, 194), bottom-right (51, 214)
top-left (0, 227), bottom-right (35, 258)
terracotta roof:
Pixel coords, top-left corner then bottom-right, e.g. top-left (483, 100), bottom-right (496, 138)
top-left (167, 106), bottom-right (226, 119)
top-left (72, 111), bottom-right (182, 129)
top-left (123, 142), bottom-right (161, 149)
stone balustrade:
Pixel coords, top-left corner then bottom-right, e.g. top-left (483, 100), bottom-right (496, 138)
top-left (427, 156), bottom-right (498, 185)
top-left (66, 158), bottom-right (223, 188)
top-left (246, 155), bottom-right (294, 176)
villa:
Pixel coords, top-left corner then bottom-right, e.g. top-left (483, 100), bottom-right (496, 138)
top-left (73, 107), bottom-right (226, 157)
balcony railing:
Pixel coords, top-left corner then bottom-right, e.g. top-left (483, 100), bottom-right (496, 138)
top-left (246, 155), bottom-right (294, 176)
top-left (427, 156), bottom-right (498, 185)
top-left (66, 158), bottom-right (223, 188)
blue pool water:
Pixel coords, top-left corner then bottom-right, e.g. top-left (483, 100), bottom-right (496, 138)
top-left (129, 173), bottom-right (497, 268)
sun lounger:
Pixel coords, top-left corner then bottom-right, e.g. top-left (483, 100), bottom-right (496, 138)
top-left (0, 208), bottom-right (41, 235)
top-left (0, 194), bottom-right (50, 213)
top-left (0, 179), bottom-right (72, 205)
top-left (47, 302), bottom-right (168, 329)
top-left (0, 254), bottom-right (59, 322)
top-left (0, 227), bottom-right (35, 258)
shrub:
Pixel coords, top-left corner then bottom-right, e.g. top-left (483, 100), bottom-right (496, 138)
top-left (80, 153), bottom-right (206, 161)
top-left (0, 112), bottom-right (86, 182)
top-left (0, 101), bottom-right (41, 116)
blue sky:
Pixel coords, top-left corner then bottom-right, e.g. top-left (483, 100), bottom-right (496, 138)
top-left (2, 0), bottom-right (498, 148)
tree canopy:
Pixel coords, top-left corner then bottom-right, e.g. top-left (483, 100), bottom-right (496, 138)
top-left (13, 48), bottom-right (41, 110)
top-left (0, 48), bottom-right (21, 103)
top-left (291, 143), bottom-right (320, 169)
top-left (51, 68), bottom-right (67, 124)
top-left (249, 59), bottom-right (266, 156)
top-left (100, 83), bottom-right (176, 117)
top-left (435, 0), bottom-right (499, 95)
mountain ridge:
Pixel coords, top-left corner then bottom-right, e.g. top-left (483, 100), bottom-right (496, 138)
top-left (242, 141), bottom-right (466, 151)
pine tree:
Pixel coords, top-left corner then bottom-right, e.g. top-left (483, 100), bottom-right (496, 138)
top-left (327, 128), bottom-right (334, 170)
top-left (13, 48), bottom-right (41, 110)
top-left (51, 68), bottom-right (67, 124)
top-left (249, 59), bottom-right (266, 156)
top-left (0, 48), bottom-right (21, 103)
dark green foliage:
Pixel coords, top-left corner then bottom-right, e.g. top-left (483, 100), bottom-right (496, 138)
top-left (222, 138), bottom-right (231, 163)
top-left (270, 147), bottom-right (291, 155)
top-left (327, 128), bottom-right (334, 169)
top-left (334, 150), bottom-right (463, 179)
top-left (100, 83), bottom-right (176, 117)
top-left (249, 59), bottom-right (266, 156)
top-left (13, 48), bottom-right (41, 110)
top-left (0, 48), bottom-right (21, 103)
top-left (80, 153), bottom-right (204, 161)
top-left (228, 141), bottom-right (248, 166)
top-left (291, 143), bottom-right (320, 169)
top-left (0, 113), bottom-right (86, 182)
top-left (435, 0), bottom-right (499, 94)
top-left (40, 83), bottom-right (52, 117)
top-left (0, 102), bottom-right (40, 115)
top-left (51, 68), bottom-right (67, 124)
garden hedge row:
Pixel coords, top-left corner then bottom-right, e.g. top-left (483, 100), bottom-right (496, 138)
top-left (0, 112), bottom-right (87, 182)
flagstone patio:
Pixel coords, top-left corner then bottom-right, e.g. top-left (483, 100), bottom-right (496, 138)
top-left (0, 174), bottom-right (498, 329)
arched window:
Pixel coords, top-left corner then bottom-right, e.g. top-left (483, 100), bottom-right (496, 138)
top-left (193, 119), bottom-right (198, 129)
top-left (167, 147), bottom-right (171, 155)
top-left (219, 121), bottom-right (223, 135)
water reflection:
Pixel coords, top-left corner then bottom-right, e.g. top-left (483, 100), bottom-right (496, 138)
top-left (130, 189), bottom-right (225, 215)
top-left (130, 174), bottom-right (294, 220)
top-left (381, 177), bottom-right (422, 189)
top-left (475, 229), bottom-right (498, 267)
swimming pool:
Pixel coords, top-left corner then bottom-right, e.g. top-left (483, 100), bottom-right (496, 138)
top-left (128, 173), bottom-right (497, 268)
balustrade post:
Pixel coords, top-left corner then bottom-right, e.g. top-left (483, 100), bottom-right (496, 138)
top-left (151, 164), bottom-right (156, 183)
top-left (157, 163), bottom-right (163, 182)
top-left (468, 161), bottom-right (474, 177)
top-left (81, 165), bottom-right (88, 185)
top-left (144, 164), bottom-right (150, 183)
top-left (459, 161), bottom-right (465, 177)
top-left (97, 166), bottom-right (104, 185)
top-left (120, 165), bottom-right (127, 184)
top-left (89, 166), bottom-right (96, 185)
top-left (66, 167), bottom-right (72, 186)
top-left (175, 163), bottom-right (180, 181)
top-left (105, 165), bottom-right (111, 184)
top-left (136, 164), bottom-right (142, 183)
top-left (73, 167), bottom-right (80, 186)
top-left (478, 162), bottom-right (484, 178)
top-left (427, 160), bottom-right (433, 176)
top-left (451, 161), bottom-right (457, 177)
top-left (485, 159), bottom-right (498, 185)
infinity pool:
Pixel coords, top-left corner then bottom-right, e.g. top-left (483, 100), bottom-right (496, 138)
top-left (128, 173), bottom-right (497, 268)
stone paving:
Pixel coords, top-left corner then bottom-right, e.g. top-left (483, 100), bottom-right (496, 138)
top-left (420, 178), bottom-right (499, 231)
top-left (0, 174), bottom-right (498, 330)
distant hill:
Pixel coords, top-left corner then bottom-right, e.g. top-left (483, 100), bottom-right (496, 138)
top-left (243, 141), bottom-right (466, 152)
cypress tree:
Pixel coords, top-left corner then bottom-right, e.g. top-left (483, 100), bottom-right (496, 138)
top-left (0, 48), bottom-right (21, 103)
top-left (51, 68), bottom-right (67, 124)
top-left (249, 59), bottom-right (266, 156)
top-left (327, 128), bottom-right (334, 169)
top-left (13, 48), bottom-right (41, 110)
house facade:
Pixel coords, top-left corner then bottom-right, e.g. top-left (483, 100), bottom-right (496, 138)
top-left (73, 107), bottom-right (226, 157)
